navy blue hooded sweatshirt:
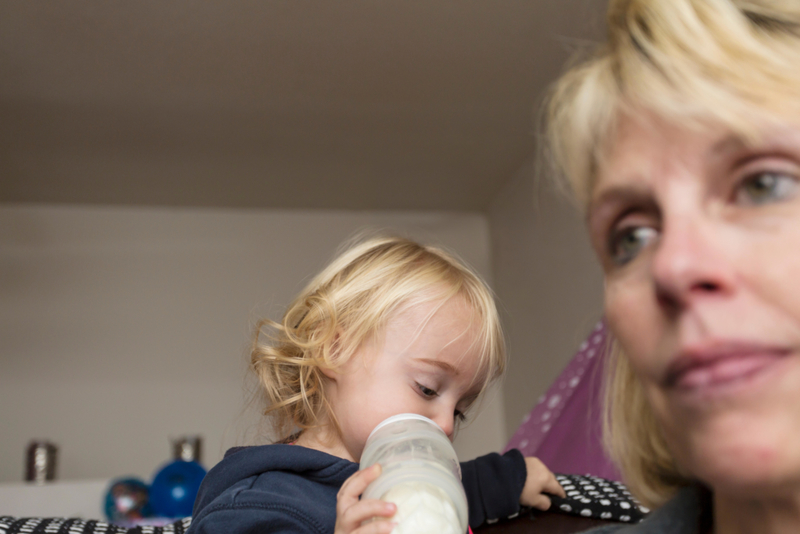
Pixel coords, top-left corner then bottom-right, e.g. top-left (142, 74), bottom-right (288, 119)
top-left (188, 444), bottom-right (527, 534)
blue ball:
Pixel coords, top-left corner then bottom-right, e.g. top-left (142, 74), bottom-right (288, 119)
top-left (149, 460), bottom-right (207, 518)
top-left (104, 477), bottom-right (152, 522)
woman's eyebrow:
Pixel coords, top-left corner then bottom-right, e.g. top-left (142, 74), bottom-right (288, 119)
top-left (710, 131), bottom-right (800, 166)
top-left (413, 358), bottom-right (459, 376)
top-left (711, 133), bottom-right (747, 156)
top-left (587, 185), bottom-right (653, 226)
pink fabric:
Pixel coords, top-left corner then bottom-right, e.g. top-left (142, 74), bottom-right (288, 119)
top-left (504, 321), bottom-right (621, 481)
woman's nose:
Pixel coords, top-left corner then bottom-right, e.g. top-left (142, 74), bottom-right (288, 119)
top-left (651, 216), bottom-right (736, 312)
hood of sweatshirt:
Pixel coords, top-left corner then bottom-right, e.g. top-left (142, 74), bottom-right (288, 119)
top-left (191, 444), bottom-right (358, 522)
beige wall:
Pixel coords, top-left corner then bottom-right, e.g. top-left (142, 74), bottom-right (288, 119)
top-left (0, 204), bottom-right (505, 483)
top-left (488, 159), bottom-right (604, 439)
top-left (1, 165), bottom-right (606, 484)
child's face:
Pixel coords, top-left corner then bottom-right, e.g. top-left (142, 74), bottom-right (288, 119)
top-left (325, 295), bottom-right (485, 463)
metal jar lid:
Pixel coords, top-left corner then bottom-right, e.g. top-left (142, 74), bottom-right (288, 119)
top-left (25, 441), bottom-right (57, 484)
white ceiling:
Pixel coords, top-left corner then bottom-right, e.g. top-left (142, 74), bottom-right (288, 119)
top-left (0, 1), bottom-right (604, 211)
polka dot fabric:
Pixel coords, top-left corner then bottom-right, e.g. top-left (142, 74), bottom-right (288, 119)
top-left (0, 517), bottom-right (192, 534)
top-left (548, 474), bottom-right (649, 523)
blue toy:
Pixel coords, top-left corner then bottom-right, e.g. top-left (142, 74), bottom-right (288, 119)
top-left (104, 477), bottom-right (152, 522)
top-left (149, 460), bottom-right (207, 518)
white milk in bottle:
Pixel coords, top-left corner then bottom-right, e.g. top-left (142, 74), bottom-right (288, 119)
top-left (359, 414), bottom-right (468, 534)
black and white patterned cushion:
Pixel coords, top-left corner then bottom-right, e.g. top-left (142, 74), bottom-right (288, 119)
top-left (0, 517), bottom-right (192, 534)
top-left (547, 474), bottom-right (649, 523)
top-left (0, 476), bottom-right (646, 531)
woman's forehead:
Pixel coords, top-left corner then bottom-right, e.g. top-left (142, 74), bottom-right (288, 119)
top-left (589, 113), bottom-right (669, 200)
top-left (591, 112), bottom-right (740, 197)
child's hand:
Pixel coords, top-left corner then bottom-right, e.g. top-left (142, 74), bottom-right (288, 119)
top-left (520, 457), bottom-right (566, 511)
top-left (335, 464), bottom-right (397, 534)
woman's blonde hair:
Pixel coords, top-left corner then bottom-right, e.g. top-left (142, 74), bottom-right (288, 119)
top-left (547, 0), bottom-right (800, 207)
top-left (546, 0), bottom-right (800, 507)
top-left (251, 235), bottom-right (506, 441)
top-left (602, 341), bottom-right (691, 508)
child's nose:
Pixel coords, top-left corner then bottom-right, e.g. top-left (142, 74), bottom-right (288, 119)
top-left (433, 414), bottom-right (455, 440)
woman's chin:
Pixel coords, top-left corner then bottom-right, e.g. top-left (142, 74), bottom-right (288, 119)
top-left (682, 438), bottom-right (800, 497)
top-left (659, 374), bottom-right (800, 496)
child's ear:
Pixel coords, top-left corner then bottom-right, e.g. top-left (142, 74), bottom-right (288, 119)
top-left (318, 332), bottom-right (343, 381)
top-left (319, 364), bottom-right (338, 381)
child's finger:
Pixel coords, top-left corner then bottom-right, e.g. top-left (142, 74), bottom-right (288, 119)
top-left (337, 464), bottom-right (382, 509)
top-left (543, 472), bottom-right (566, 498)
top-left (339, 499), bottom-right (396, 532)
top-left (523, 457), bottom-right (565, 496)
top-left (520, 457), bottom-right (566, 508)
top-left (526, 493), bottom-right (553, 511)
top-left (352, 519), bottom-right (397, 534)
top-left (336, 466), bottom-right (395, 533)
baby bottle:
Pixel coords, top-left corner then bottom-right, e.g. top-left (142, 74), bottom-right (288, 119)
top-left (359, 414), bottom-right (468, 534)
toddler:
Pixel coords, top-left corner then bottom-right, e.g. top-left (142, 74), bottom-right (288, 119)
top-left (188, 236), bottom-right (564, 534)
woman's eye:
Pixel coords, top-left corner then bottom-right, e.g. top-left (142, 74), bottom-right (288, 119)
top-left (417, 383), bottom-right (438, 398)
top-left (454, 410), bottom-right (467, 422)
top-left (736, 171), bottom-right (799, 205)
top-left (608, 226), bottom-right (659, 266)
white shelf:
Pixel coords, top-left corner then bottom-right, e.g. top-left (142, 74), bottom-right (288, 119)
top-left (0, 479), bottom-right (108, 519)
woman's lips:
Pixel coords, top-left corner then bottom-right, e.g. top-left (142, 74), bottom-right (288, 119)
top-left (665, 345), bottom-right (790, 391)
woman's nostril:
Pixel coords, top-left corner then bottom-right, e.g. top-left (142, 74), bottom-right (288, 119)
top-left (695, 282), bottom-right (719, 292)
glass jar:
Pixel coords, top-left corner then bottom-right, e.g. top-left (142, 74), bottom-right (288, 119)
top-left (359, 414), bottom-right (468, 534)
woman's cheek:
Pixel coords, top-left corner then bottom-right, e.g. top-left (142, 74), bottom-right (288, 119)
top-left (604, 274), bottom-right (662, 373)
top-left (747, 228), bottom-right (800, 334)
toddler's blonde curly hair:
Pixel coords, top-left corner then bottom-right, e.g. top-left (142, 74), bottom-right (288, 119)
top-left (251, 235), bottom-right (506, 441)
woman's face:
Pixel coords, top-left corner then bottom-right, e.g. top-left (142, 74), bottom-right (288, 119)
top-left (589, 112), bottom-right (800, 494)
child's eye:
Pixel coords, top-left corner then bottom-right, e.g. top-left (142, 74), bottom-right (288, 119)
top-left (416, 383), bottom-right (438, 398)
top-left (454, 410), bottom-right (466, 422)
top-left (735, 171), bottom-right (799, 206)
